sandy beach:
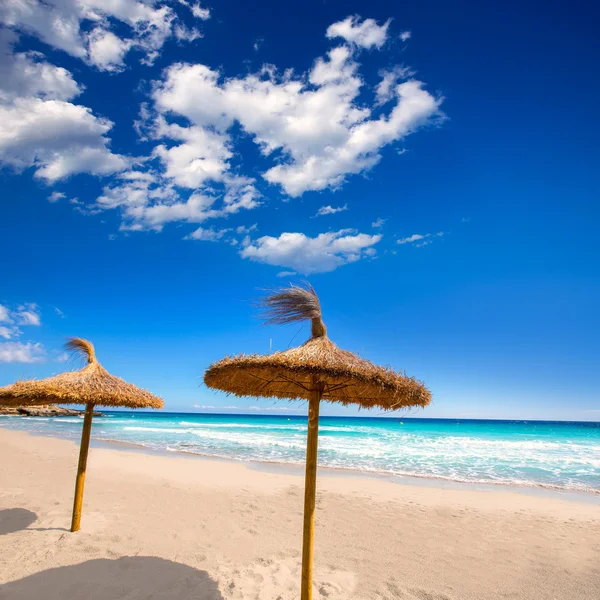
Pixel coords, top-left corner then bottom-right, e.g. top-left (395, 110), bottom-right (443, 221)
top-left (0, 428), bottom-right (598, 600)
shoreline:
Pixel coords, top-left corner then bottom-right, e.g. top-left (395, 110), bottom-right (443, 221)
top-left (2, 421), bottom-right (598, 503)
top-left (1, 428), bottom-right (599, 599)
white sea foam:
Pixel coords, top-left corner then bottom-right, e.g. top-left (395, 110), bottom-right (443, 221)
top-left (2, 414), bottom-right (598, 492)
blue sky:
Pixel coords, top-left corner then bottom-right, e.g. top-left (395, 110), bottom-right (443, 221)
top-left (1, 0), bottom-right (598, 420)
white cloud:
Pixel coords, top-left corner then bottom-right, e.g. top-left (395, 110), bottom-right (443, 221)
top-left (96, 172), bottom-right (260, 232)
top-left (266, 80), bottom-right (440, 196)
top-left (397, 233), bottom-right (425, 245)
top-left (152, 40), bottom-right (441, 197)
top-left (16, 309), bottom-right (41, 326)
top-left (122, 192), bottom-right (215, 230)
top-left (174, 24), bottom-right (202, 43)
top-left (36, 144), bottom-right (128, 181)
top-left (0, 305), bottom-right (10, 323)
top-left (397, 232), bottom-right (444, 247)
top-left (375, 65), bottom-right (413, 106)
top-left (0, 0), bottom-right (209, 69)
top-left (326, 15), bottom-right (390, 49)
top-left (314, 204), bottom-right (348, 217)
top-left (399, 31), bottom-right (411, 42)
top-left (190, 3), bottom-right (210, 20)
top-left (1, 11), bottom-right (443, 261)
top-left (235, 224), bottom-right (257, 235)
top-left (0, 31), bottom-right (81, 103)
top-left (185, 226), bottom-right (230, 241)
top-left (87, 28), bottom-right (132, 72)
top-left (0, 33), bottom-right (127, 181)
top-left (87, 14), bottom-right (439, 236)
top-left (0, 341), bottom-right (45, 363)
top-left (152, 119), bottom-right (232, 188)
top-left (48, 191), bottom-right (66, 203)
top-left (0, 303), bottom-right (41, 330)
top-left (372, 218), bottom-right (386, 228)
top-left (15, 303), bottom-right (41, 326)
top-left (240, 229), bottom-right (382, 274)
top-left (0, 303), bottom-right (46, 361)
top-left (276, 271), bottom-right (297, 278)
top-left (54, 307), bottom-right (65, 318)
top-left (0, 326), bottom-right (16, 340)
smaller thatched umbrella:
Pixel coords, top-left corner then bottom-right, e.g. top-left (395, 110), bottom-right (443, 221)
top-left (204, 284), bottom-right (431, 600)
top-left (0, 338), bottom-right (163, 532)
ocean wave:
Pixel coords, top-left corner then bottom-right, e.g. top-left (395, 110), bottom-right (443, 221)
top-left (2, 415), bottom-right (599, 493)
top-left (177, 420), bottom-right (374, 434)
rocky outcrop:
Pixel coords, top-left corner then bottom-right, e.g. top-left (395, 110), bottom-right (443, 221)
top-left (0, 404), bottom-right (104, 417)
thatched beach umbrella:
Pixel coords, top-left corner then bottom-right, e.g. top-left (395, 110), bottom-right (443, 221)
top-left (204, 284), bottom-right (431, 600)
top-left (0, 338), bottom-right (163, 532)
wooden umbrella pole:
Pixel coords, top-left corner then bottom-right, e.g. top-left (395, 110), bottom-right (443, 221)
top-left (71, 401), bottom-right (94, 532)
top-left (300, 377), bottom-right (322, 600)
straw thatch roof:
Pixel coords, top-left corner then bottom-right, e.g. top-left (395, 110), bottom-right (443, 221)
top-left (204, 284), bottom-right (431, 410)
top-left (0, 338), bottom-right (163, 409)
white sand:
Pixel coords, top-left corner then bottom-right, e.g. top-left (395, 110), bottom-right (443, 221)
top-left (0, 428), bottom-right (598, 599)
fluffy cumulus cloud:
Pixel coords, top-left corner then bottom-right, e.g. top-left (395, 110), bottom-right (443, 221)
top-left (15, 303), bottom-right (41, 326)
top-left (96, 170), bottom-right (260, 232)
top-left (0, 302), bottom-right (45, 362)
top-left (240, 229), bottom-right (382, 274)
top-left (152, 118), bottom-right (233, 188)
top-left (0, 12), bottom-right (444, 274)
top-left (151, 19), bottom-right (441, 198)
top-left (0, 30), bottom-right (127, 180)
top-left (0, 97), bottom-right (127, 180)
top-left (87, 28), bottom-right (132, 72)
top-left (326, 15), bottom-right (390, 49)
top-left (0, 302), bottom-right (41, 334)
top-left (0, 0), bottom-right (210, 71)
top-left (0, 341), bottom-right (45, 363)
top-left (0, 32), bottom-right (80, 102)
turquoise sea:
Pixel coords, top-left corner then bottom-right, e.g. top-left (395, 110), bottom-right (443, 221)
top-left (1, 412), bottom-right (599, 493)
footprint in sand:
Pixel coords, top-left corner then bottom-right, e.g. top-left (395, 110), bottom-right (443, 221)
top-left (218, 556), bottom-right (355, 600)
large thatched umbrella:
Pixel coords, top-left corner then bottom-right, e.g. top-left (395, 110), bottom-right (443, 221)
top-left (204, 284), bottom-right (431, 600)
top-left (0, 338), bottom-right (163, 532)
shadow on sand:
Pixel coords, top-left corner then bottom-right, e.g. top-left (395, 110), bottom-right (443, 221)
top-left (0, 508), bottom-right (69, 534)
top-left (0, 556), bottom-right (225, 600)
top-left (0, 508), bottom-right (37, 535)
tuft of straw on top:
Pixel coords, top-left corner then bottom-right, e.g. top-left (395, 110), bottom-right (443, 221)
top-left (66, 337), bottom-right (96, 364)
top-left (205, 283), bottom-right (431, 411)
top-left (259, 283), bottom-right (327, 338)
